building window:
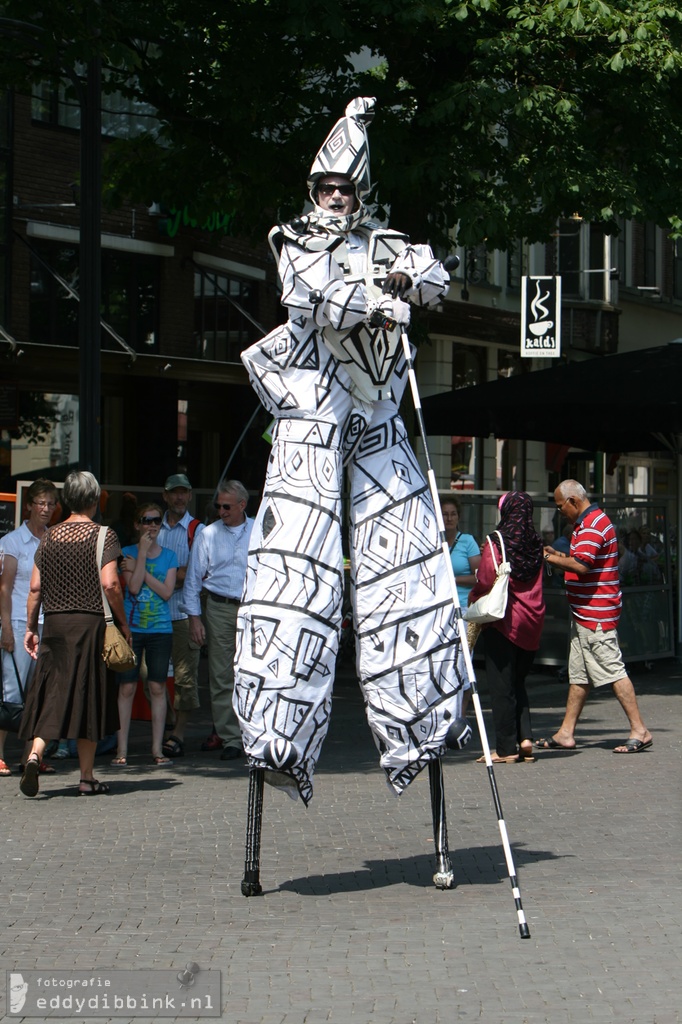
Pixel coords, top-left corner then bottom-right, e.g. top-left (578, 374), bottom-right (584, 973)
top-left (674, 241), bottom-right (682, 300)
top-left (102, 251), bottom-right (159, 351)
top-left (586, 224), bottom-right (608, 301)
top-left (554, 220), bottom-right (612, 300)
top-left (193, 269), bottom-right (260, 363)
top-left (30, 242), bottom-right (160, 351)
top-left (0, 90), bottom-right (10, 326)
top-left (615, 217), bottom-right (628, 287)
top-left (32, 72), bottom-right (159, 139)
top-left (643, 222), bottom-right (657, 287)
top-left (464, 243), bottom-right (491, 287)
top-left (506, 239), bottom-right (526, 290)
top-left (556, 219), bottom-right (582, 298)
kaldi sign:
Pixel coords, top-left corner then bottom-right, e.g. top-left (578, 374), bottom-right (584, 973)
top-left (520, 276), bottom-right (561, 358)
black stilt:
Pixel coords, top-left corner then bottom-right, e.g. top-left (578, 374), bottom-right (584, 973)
top-left (241, 767), bottom-right (264, 896)
top-left (428, 758), bottom-right (454, 889)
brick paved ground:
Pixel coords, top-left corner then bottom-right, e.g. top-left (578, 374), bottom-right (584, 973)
top-left (1, 654), bottom-right (681, 1024)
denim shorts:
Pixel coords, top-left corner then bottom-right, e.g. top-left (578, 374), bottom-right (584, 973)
top-left (118, 631), bottom-right (173, 684)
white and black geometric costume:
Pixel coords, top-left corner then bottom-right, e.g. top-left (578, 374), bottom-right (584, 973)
top-left (234, 98), bottom-right (466, 805)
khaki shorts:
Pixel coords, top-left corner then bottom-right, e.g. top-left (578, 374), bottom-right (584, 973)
top-left (170, 617), bottom-right (202, 711)
top-left (568, 620), bottom-right (626, 688)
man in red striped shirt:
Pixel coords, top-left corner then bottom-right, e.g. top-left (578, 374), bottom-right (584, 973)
top-left (539, 480), bottom-right (652, 754)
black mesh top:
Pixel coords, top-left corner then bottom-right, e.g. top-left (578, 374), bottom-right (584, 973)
top-left (35, 520), bottom-right (121, 614)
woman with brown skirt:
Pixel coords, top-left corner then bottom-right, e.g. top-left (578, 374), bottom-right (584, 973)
top-left (20, 470), bottom-right (131, 797)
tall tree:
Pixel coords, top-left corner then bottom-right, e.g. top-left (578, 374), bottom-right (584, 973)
top-left (1, 0), bottom-right (682, 247)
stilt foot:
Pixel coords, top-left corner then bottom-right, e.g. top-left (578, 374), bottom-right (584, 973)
top-left (432, 869), bottom-right (455, 889)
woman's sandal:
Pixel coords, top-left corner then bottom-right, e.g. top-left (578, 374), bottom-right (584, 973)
top-left (161, 735), bottom-right (184, 758)
top-left (20, 755), bottom-right (41, 797)
top-left (0, 758), bottom-right (11, 777)
top-left (19, 760), bottom-right (56, 775)
top-left (110, 756), bottom-right (128, 767)
top-left (151, 755), bottom-right (173, 766)
top-left (475, 752), bottom-right (520, 764)
top-left (79, 779), bottom-right (110, 795)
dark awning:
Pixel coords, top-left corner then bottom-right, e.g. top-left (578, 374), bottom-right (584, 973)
top-left (421, 341), bottom-right (682, 453)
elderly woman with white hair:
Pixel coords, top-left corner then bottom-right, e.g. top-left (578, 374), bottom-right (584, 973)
top-left (19, 470), bottom-right (131, 797)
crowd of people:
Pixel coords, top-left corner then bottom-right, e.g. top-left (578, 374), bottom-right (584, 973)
top-left (0, 471), bottom-right (256, 796)
top-left (0, 465), bottom-right (656, 800)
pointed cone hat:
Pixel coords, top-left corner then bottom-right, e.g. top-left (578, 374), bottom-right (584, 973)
top-left (308, 97), bottom-right (376, 199)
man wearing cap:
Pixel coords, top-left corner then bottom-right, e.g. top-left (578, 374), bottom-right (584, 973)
top-left (234, 98), bottom-right (467, 805)
top-left (182, 480), bottom-right (254, 760)
top-left (159, 473), bottom-right (204, 757)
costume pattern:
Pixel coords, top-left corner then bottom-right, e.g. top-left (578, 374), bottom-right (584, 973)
top-left (234, 98), bottom-right (465, 804)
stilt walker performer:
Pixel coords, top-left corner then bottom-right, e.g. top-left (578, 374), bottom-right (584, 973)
top-left (234, 97), bottom-right (471, 891)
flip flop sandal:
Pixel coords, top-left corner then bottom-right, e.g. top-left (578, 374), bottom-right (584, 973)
top-left (110, 757), bottom-right (128, 767)
top-left (475, 753), bottom-right (519, 764)
top-left (613, 738), bottom-right (653, 754)
top-left (151, 755), bottom-right (173, 766)
top-left (20, 757), bottom-right (40, 797)
top-left (79, 779), bottom-right (110, 795)
top-left (535, 737), bottom-right (576, 750)
top-left (0, 758), bottom-right (11, 776)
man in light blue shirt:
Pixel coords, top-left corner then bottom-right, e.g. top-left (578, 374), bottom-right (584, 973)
top-left (182, 479), bottom-right (254, 759)
top-left (159, 474), bottom-right (204, 757)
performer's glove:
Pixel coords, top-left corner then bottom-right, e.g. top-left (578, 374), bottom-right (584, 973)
top-left (367, 294), bottom-right (411, 331)
top-left (383, 271), bottom-right (412, 299)
top-left (389, 297), bottom-right (411, 325)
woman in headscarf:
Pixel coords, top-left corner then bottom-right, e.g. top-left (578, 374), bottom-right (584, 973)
top-left (468, 492), bottom-right (545, 763)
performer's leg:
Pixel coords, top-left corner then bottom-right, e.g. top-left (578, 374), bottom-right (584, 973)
top-left (429, 758), bottom-right (454, 889)
top-left (241, 767), bottom-right (265, 896)
top-left (234, 430), bottom-right (346, 804)
top-left (348, 406), bottom-right (466, 793)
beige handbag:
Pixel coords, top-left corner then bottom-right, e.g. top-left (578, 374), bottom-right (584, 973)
top-left (463, 531), bottom-right (511, 624)
top-left (97, 527), bottom-right (137, 673)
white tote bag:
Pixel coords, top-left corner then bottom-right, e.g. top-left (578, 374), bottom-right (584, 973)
top-left (464, 531), bottom-right (511, 624)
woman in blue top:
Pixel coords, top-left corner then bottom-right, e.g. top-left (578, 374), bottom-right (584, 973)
top-left (113, 503), bottom-right (178, 766)
top-left (441, 496), bottom-right (481, 609)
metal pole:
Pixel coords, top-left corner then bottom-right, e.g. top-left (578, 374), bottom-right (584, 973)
top-left (78, 54), bottom-right (102, 477)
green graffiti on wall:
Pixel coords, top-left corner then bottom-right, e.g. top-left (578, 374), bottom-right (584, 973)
top-left (163, 206), bottom-right (234, 238)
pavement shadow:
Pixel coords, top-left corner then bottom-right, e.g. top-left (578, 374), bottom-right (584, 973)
top-left (278, 844), bottom-right (562, 895)
top-left (17, 777), bottom-right (183, 799)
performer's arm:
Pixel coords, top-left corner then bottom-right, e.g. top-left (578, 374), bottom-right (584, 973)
top-left (279, 243), bottom-right (371, 332)
top-left (386, 245), bottom-right (450, 307)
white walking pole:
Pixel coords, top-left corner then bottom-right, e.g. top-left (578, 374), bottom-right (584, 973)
top-left (400, 326), bottom-right (531, 939)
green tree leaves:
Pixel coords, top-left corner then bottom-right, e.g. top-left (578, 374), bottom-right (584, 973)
top-left (1, 0), bottom-right (681, 248)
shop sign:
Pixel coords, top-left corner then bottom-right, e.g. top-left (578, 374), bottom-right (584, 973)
top-left (520, 275), bottom-right (561, 358)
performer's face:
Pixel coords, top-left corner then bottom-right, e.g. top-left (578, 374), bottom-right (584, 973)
top-left (315, 175), bottom-right (357, 216)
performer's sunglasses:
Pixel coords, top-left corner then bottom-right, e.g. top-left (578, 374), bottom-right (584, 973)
top-left (138, 516), bottom-right (162, 525)
top-left (317, 182), bottom-right (355, 196)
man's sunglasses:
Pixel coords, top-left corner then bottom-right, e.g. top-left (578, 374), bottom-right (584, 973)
top-left (138, 516), bottom-right (162, 525)
top-left (214, 502), bottom-right (241, 511)
top-left (317, 182), bottom-right (355, 196)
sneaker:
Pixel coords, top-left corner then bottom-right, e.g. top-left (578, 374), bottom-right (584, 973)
top-left (201, 731), bottom-right (222, 751)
